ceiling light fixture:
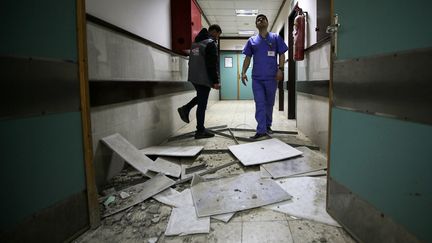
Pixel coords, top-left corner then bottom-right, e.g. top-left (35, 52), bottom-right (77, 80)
top-left (235, 9), bottom-right (258, 16)
top-left (238, 30), bottom-right (255, 35)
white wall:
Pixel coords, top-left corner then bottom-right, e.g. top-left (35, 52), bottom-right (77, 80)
top-left (290, 0), bottom-right (317, 47)
top-left (297, 42), bottom-right (331, 81)
top-left (272, 0), bottom-right (318, 48)
top-left (86, 0), bottom-right (172, 48)
top-left (272, 0), bottom-right (330, 154)
top-left (87, 22), bottom-right (188, 81)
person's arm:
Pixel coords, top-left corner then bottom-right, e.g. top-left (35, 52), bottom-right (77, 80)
top-left (276, 53), bottom-right (285, 81)
top-left (205, 42), bottom-right (220, 89)
top-left (241, 56), bottom-right (251, 86)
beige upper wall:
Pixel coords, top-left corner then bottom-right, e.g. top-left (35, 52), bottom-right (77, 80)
top-left (219, 39), bottom-right (248, 51)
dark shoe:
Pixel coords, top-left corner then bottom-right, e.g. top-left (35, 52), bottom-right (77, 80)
top-left (177, 107), bottom-right (190, 123)
top-left (194, 130), bottom-right (215, 139)
top-left (249, 133), bottom-right (267, 139)
top-left (267, 127), bottom-right (273, 134)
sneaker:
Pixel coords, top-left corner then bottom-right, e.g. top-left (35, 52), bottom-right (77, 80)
top-left (177, 107), bottom-right (190, 123)
top-left (249, 133), bottom-right (267, 139)
top-left (267, 127), bottom-right (273, 134)
top-left (194, 130), bottom-right (215, 139)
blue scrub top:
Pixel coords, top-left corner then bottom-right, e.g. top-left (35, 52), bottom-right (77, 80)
top-left (242, 32), bottom-right (288, 80)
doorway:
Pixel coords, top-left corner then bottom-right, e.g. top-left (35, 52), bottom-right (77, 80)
top-left (219, 51), bottom-right (253, 100)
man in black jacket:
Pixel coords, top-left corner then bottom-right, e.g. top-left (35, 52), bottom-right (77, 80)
top-left (177, 24), bottom-right (222, 139)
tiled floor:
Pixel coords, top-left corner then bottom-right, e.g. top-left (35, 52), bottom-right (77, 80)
top-left (75, 100), bottom-right (357, 243)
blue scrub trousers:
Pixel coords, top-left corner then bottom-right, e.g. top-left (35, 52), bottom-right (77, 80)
top-left (252, 79), bottom-right (277, 134)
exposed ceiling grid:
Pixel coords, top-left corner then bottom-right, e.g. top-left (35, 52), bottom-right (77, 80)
top-left (196, 0), bottom-right (284, 37)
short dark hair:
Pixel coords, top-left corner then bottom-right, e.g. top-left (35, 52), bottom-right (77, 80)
top-left (209, 24), bottom-right (222, 34)
top-left (256, 14), bottom-right (268, 22)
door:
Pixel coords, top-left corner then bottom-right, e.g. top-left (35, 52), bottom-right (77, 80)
top-left (220, 52), bottom-right (237, 99)
top-left (220, 51), bottom-right (253, 100)
top-left (238, 54), bottom-right (253, 100)
top-left (327, 1), bottom-right (432, 242)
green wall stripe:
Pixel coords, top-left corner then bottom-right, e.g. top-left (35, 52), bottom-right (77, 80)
top-left (0, 0), bottom-right (77, 60)
top-left (330, 107), bottom-right (432, 242)
top-left (0, 112), bottom-right (86, 229)
top-left (335, 0), bottom-right (432, 60)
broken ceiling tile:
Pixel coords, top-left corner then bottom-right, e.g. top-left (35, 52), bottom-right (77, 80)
top-left (153, 156), bottom-right (182, 178)
top-left (101, 133), bottom-right (155, 177)
top-left (264, 177), bottom-right (340, 227)
top-left (153, 188), bottom-right (193, 208)
top-left (102, 173), bottom-right (175, 217)
top-left (165, 206), bottom-right (210, 236)
top-left (228, 138), bottom-right (302, 166)
top-left (141, 145), bottom-right (204, 157)
top-left (262, 146), bottom-right (326, 179)
top-left (260, 166), bottom-right (273, 179)
top-left (191, 172), bottom-right (292, 217)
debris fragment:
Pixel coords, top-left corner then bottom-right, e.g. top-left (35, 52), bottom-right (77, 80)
top-left (104, 196), bottom-right (116, 207)
top-left (120, 191), bottom-right (130, 199)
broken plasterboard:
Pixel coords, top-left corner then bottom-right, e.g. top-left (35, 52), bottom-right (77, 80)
top-left (153, 188), bottom-right (235, 222)
top-left (102, 173), bottom-right (175, 217)
top-left (190, 172), bottom-right (292, 217)
top-left (181, 163), bottom-right (207, 180)
top-left (153, 157), bottom-right (181, 178)
top-left (141, 145), bottom-right (203, 157)
top-left (153, 188), bottom-right (193, 208)
top-left (228, 138), bottom-right (303, 166)
top-left (165, 206), bottom-right (210, 236)
top-left (102, 133), bottom-right (181, 177)
top-left (261, 146), bottom-right (326, 178)
top-left (101, 133), bottom-right (155, 177)
top-left (264, 177), bottom-right (340, 227)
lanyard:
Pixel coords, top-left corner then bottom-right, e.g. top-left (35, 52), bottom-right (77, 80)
top-left (262, 34), bottom-right (273, 50)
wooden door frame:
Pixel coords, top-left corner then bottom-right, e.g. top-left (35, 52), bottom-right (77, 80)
top-left (77, 0), bottom-right (101, 229)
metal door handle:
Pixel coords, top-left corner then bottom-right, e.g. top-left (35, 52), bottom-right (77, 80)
top-left (326, 23), bottom-right (340, 34)
top-left (327, 14), bottom-right (340, 57)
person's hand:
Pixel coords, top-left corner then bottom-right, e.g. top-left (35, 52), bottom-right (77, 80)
top-left (276, 69), bottom-right (284, 82)
top-left (213, 83), bottom-right (221, 90)
top-left (241, 73), bottom-right (248, 86)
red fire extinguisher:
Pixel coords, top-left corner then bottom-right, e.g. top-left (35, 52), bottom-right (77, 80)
top-left (293, 12), bottom-right (305, 61)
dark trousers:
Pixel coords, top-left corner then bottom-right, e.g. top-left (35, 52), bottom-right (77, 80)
top-left (183, 83), bottom-right (211, 131)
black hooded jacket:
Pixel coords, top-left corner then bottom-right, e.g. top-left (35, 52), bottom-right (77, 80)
top-left (193, 28), bottom-right (219, 84)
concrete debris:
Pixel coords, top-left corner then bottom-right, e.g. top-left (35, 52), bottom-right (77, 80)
top-left (103, 196), bottom-right (116, 207)
top-left (147, 205), bottom-right (160, 214)
top-left (147, 237), bottom-right (158, 243)
top-left (102, 187), bottom-right (116, 196)
top-left (102, 174), bottom-right (175, 217)
top-left (119, 191), bottom-right (130, 199)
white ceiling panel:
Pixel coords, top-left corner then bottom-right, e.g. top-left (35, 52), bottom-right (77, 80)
top-left (197, 0), bottom-right (284, 37)
top-left (198, 1), bottom-right (210, 8)
top-left (205, 9), bottom-right (235, 15)
top-left (208, 1), bottom-right (235, 9)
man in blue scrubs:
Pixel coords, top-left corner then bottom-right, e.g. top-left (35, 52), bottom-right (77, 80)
top-left (241, 14), bottom-right (288, 139)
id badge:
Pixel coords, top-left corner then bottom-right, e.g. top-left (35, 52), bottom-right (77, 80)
top-left (267, 51), bottom-right (275, 57)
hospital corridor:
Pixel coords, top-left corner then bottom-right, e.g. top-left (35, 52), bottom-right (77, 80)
top-left (1, 0), bottom-right (431, 242)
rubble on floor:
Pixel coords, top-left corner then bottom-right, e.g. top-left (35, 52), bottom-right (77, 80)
top-left (75, 127), bottom-right (354, 243)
